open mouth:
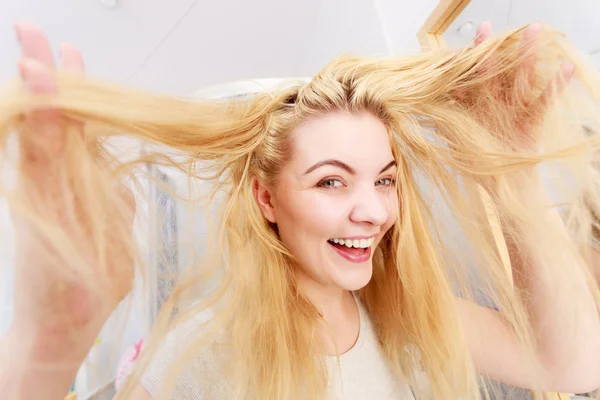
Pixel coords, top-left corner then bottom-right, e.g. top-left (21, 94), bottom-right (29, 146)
top-left (327, 237), bottom-right (374, 263)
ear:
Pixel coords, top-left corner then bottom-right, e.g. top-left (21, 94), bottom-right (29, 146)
top-left (253, 178), bottom-right (277, 223)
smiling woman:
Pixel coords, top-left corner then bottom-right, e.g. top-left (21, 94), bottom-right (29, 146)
top-left (253, 111), bottom-right (399, 297)
top-left (3, 20), bottom-right (600, 400)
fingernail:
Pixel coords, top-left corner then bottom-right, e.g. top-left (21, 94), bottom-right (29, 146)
top-left (18, 60), bottom-right (32, 91)
top-left (18, 58), bottom-right (39, 89)
top-left (529, 22), bottom-right (542, 31)
top-left (18, 59), bottom-right (30, 80)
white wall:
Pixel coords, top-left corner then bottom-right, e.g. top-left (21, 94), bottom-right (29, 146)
top-left (297, 0), bottom-right (439, 75)
top-left (1, 0), bottom-right (202, 85)
top-left (444, 0), bottom-right (600, 58)
top-left (0, 0), bottom-right (437, 93)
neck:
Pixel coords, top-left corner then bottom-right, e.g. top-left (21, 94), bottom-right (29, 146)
top-left (295, 271), bottom-right (360, 355)
top-left (295, 272), bottom-right (351, 318)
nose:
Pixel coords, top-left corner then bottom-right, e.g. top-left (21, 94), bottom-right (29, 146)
top-left (349, 187), bottom-right (390, 227)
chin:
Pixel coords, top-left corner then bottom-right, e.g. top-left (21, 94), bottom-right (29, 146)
top-left (332, 263), bottom-right (374, 291)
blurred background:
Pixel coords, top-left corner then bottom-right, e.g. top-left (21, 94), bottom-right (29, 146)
top-left (1, 0), bottom-right (599, 399)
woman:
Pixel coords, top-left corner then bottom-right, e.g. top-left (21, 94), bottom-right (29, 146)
top-left (1, 20), bottom-right (600, 400)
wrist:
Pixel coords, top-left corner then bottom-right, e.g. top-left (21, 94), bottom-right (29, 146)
top-left (1, 325), bottom-right (87, 399)
top-left (9, 320), bottom-right (96, 363)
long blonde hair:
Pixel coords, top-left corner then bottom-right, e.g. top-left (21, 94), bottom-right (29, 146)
top-left (2, 25), bottom-right (600, 399)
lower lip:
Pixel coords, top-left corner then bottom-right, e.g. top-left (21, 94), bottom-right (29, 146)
top-left (328, 242), bottom-right (372, 263)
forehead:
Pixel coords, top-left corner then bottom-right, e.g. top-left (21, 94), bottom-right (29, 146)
top-left (289, 111), bottom-right (394, 171)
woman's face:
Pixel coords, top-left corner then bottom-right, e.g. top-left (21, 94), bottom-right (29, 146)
top-left (256, 111), bottom-right (399, 292)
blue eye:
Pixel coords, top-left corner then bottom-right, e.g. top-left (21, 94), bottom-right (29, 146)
top-left (318, 179), bottom-right (344, 188)
top-left (376, 178), bottom-right (395, 186)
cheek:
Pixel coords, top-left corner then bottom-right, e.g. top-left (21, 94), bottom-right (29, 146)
top-left (382, 211), bottom-right (398, 233)
top-left (382, 193), bottom-right (400, 232)
top-left (276, 192), bottom-right (347, 240)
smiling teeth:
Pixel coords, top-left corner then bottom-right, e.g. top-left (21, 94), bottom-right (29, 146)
top-left (329, 237), bottom-right (374, 248)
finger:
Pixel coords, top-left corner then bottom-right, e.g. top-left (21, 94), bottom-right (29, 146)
top-left (451, 21), bottom-right (493, 102)
top-left (537, 63), bottom-right (575, 107)
top-left (15, 24), bottom-right (61, 145)
top-left (521, 63), bottom-right (575, 134)
top-left (59, 43), bottom-right (88, 141)
top-left (59, 43), bottom-right (85, 74)
top-left (519, 23), bottom-right (543, 88)
top-left (473, 21), bottom-right (501, 95)
top-left (560, 62), bottom-right (576, 89)
top-left (15, 22), bottom-right (56, 69)
top-left (18, 59), bottom-right (64, 164)
top-left (18, 58), bottom-right (57, 95)
top-left (475, 21), bottom-right (492, 45)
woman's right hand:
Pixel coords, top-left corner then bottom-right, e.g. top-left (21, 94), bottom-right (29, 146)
top-left (2, 22), bottom-right (137, 398)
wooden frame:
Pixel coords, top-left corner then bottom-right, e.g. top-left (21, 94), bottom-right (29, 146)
top-left (417, 2), bottom-right (570, 400)
top-left (418, 0), bottom-right (514, 283)
top-left (418, 0), bottom-right (471, 51)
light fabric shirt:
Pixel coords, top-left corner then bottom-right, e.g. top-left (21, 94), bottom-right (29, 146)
top-left (141, 295), bottom-right (416, 399)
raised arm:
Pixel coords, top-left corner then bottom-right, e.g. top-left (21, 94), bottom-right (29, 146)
top-left (456, 22), bottom-right (600, 394)
top-left (1, 22), bottom-right (135, 399)
top-left (458, 197), bottom-right (600, 393)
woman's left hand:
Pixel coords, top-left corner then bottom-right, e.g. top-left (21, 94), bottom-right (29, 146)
top-left (463, 21), bottom-right (575, 152)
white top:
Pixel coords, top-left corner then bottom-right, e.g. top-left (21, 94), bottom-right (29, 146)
top-left (141, 295), bottom-right (416, 399)
top-left (323, 296), bottom-right (416, 399)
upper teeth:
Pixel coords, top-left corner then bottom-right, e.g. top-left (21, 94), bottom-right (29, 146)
top-left (329, 237), bottom-right (374, 248)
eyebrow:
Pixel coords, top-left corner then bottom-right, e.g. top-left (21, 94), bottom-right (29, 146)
top-left (303, 159), bottom-right (396, 175)
top-left (379, 160), bottom-right (397, 174)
